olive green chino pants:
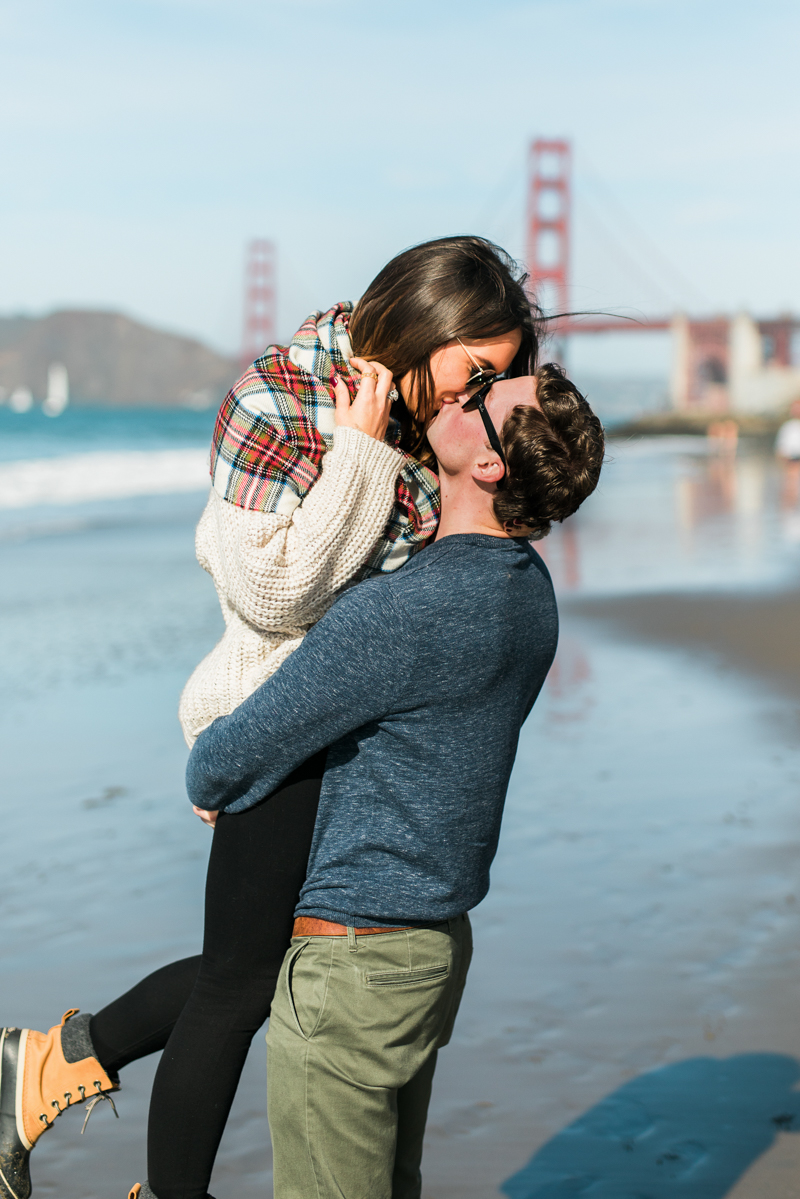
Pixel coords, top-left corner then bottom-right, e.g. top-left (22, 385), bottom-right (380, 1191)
top-left (266, 915), bottom-right (473, 1199)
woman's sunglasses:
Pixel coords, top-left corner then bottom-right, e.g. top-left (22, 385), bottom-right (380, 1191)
top-left (456, 337), bottom-right (508, 472)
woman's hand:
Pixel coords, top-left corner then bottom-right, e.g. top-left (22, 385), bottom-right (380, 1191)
top-left (333, 357), bottom-right (394, 443)
top-left (193, 805), bottom-right (218, 829)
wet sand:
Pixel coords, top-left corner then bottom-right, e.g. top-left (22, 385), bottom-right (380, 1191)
top-left (565, 586), bottom-right (800, 700)
top-left (4, 464), bottom-right (800, 1197)
top-left (422, 597), bottom-right (800, 1198)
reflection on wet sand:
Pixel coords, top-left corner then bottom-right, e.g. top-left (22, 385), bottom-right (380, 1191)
top-left (537, 520), bottom-right (581, 592)
top-left (541, 435), bottom-right (800, 598)
top-left (540, 637), bottom-right (593, 729)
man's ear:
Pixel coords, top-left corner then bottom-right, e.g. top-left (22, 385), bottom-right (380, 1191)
top-left (473, 456), bottom-right (505, 486)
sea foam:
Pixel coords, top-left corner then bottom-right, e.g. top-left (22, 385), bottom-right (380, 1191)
top-left (0, 448), bottom-right (210, 509)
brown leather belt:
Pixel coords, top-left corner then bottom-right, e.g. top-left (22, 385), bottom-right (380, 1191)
top-left (293, 917), bottom-right (411, 938)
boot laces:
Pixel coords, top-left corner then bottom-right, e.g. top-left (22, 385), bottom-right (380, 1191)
top-left (81, 1085), bottom-right (119, 1135)
top-left (38, 1082), bottom-right (118, 1133)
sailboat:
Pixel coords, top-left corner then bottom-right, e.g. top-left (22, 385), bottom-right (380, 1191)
top-left (42, 363), bottom-right (69, 417)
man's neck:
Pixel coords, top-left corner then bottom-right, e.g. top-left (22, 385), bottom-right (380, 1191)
top-left (434, 471), bottom-right (511, 542)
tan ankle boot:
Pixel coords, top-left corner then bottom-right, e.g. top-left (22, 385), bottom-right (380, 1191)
top-left (0, 1011), bottom-right (118, 1199)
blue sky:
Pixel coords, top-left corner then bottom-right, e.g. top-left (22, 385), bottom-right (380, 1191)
top-left (1, 0), bottom-right (797, 371)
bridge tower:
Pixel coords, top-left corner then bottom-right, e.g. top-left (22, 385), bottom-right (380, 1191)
top-left (241, 239), bottom-right (277, 366)
top-left (526, 139), bottom-right (571, 319)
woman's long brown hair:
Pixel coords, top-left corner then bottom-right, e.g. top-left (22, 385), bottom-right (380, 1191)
top-left (349, 235), bottom-right (543, 455)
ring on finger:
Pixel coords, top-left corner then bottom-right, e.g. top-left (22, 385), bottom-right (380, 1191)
top-left (358, 371), bottom-right (379, 382)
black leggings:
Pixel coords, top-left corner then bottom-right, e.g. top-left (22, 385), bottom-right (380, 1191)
top-left (88, 751), bottom-right (325, 1199)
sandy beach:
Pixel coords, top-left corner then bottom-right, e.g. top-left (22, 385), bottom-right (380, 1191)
top-left (2, 427), bottom-right (800, 1198)
top-left (423, 590), bottom-right (800, 1199)
top-left (567, 585), bottom-right (800, 699)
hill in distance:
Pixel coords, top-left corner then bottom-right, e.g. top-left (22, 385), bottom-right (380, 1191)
top-left (0, 310), bottom-right (239, 407)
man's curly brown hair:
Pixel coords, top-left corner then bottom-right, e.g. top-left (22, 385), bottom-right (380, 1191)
top-left (493, 363), bottom-right (605, 540)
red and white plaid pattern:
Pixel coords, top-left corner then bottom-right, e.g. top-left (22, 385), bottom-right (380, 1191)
top-left (210, 303), bottom-right (440, 574)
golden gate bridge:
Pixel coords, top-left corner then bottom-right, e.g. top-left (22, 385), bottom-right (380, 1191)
top-left (241, 142), bottom-right (800, 418)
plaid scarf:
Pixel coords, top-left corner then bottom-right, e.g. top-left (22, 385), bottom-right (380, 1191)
top-left (210, 303), bottom-right (440, 575)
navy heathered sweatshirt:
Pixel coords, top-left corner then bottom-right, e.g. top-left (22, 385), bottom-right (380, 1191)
top-left (187, 533), bottom-right (558, 926)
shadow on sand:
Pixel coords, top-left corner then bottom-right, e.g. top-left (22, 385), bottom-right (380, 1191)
top-left (501, 1055), bottom-right (800, 1198)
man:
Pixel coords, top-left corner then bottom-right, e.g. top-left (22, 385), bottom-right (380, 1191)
top-left (187, 366), bottom-right (604, 1199)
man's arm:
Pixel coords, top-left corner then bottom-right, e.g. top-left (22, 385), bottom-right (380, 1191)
top-left (186, 584), bottom-right (409, 814)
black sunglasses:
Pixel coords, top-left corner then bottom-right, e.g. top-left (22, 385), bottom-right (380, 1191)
top-left (461, 374), bottom-right (508, 472)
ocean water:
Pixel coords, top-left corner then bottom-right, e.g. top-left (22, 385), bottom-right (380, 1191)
top-left (3, 408), bottom-right (800, 1198)
top-left (0, 405), bottom-right (216, 462)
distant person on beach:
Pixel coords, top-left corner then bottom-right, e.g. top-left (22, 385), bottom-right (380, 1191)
top-left (183, 368), bottom-right (603, 1198)
top-left (776, 399), bottom-right (800, 508)
top-left (0, 236), bottom-right (602, 1199)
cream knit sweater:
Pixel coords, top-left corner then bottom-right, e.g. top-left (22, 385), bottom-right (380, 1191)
top-left (178, 425), bottom-right (405, 746)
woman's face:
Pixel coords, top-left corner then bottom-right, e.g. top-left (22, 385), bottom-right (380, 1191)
top-left (398, 329), bottom-right (523, 418)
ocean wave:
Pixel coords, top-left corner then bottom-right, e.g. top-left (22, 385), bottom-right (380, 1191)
top-left (0, 448), bottom-right (210, 509)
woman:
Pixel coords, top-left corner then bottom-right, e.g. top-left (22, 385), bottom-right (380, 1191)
top-left (0, 236), bottom-right (541, 1199)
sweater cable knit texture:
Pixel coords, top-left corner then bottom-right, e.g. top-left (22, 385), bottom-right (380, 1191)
top-left (179, 425), bottom-right (404, 744)
top-left (179, 305), bottom-right (440, 745)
